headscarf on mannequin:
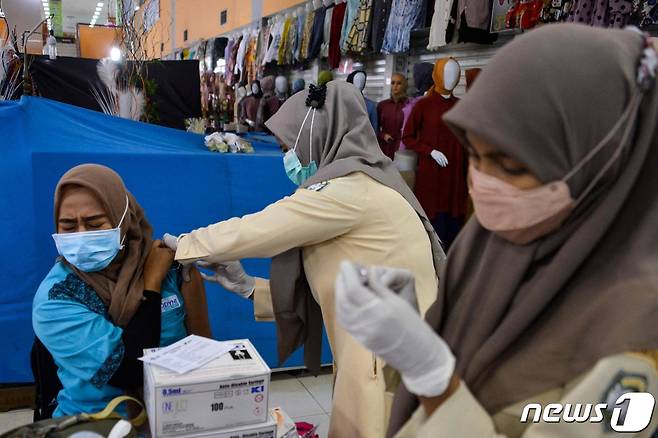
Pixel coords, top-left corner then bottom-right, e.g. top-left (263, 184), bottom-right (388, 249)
top-left (428, 58), bottom-right (460, 96)
top-left (413, 62), bottom-right (434, 96)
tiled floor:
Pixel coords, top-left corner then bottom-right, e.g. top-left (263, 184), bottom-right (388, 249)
top-left (271, 369), bottom-right (333, 437)
top-left (0, 369), bottom-right (334, 437)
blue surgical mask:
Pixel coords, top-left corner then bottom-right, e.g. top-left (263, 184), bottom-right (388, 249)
top-left (283, 107), bottom-right (318, 186)
top-left (52, 195), bottom-right (129, 272)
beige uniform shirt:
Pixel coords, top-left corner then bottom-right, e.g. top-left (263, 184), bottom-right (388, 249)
top-left (395, 352), bottom-right (658, 438)
top-left (176, 172), bottom-right (439, 438)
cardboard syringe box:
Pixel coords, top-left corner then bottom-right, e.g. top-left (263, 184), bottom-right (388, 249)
top-left (144, 339), bottom-right (271, 437)
top-left (176, 416), bottom-right (277, 438)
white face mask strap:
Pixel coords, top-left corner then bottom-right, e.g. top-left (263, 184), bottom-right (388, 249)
top-left (117, 194), bottom-right (129, 247)
top-left (292, 107), bottom-right (313, 152)
top-left (564, 91), bottom-right (640, 182)
top-left (309, 108), bottom-right (316, 163)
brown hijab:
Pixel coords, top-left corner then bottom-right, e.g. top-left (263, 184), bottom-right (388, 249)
top-left (265, 81), bottom-right (446, 372)
top-left (54, 164), bottom-right (153, 327)
top-left (388, 24), bottom-right (658, 434)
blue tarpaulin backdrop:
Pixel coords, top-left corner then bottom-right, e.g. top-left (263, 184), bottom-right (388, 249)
top-left (0, 96), bottom-right (332, 383)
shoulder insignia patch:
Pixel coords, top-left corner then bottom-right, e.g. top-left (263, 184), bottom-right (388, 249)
top-left (601, 371), bottom-right (648, 431)
top-left (307, 181), bottom-right (329, 192)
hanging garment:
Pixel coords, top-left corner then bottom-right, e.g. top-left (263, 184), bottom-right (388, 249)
top-left (370, 0), bottom-right (392, 53)
top-left (257, 24), bottom-right (271, 67)
top-left (294, 12), bottom-right (306, 62)
top-left (308, 6), bottom-right (327, 59)
top-left (458, 0), bottom-right (494, 30)
top-left (381, 0), bottom-right (424, 54)
top-left (278, 18), bottom-right (293, 64)
top-left (300, 10), bottom-right (316, 60)
top-left (286, 17), bottom-right (299, 64)
top-left (226, 37), bottom-right (241, 85)
top-left (267, 21), bottom-right (284, 64)
top-left (245, 33), bottom-right (259, 83)
top-left (456, 12), bottom-right (498, 43)
top-left (340, 0), bottom-right (360, 51)
top-left (402, 93), bottom-right (467, 220)
top-left (329, 2), bottom-right (348, 68)
top-left (321, 6), bottom-right (334, 57)
top-left (235, 33), bottom-right (248, 79)
top-left (427, 0), bottom-right (454, 49)
top-left (345, 0), bottom-right (374, 54)
top-left (608, 0), bottom-right (635, 27)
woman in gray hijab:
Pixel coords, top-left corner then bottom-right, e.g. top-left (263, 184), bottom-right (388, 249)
top-left (335, 24), bottom-right (658, 437)
top-left (164, 80), bottom-right (445, 437)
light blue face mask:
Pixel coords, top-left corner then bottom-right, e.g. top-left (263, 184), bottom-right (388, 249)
top-left (52, 195), bottom-right (129, 272)
top-left (283, 107), bottom-right (318, 186)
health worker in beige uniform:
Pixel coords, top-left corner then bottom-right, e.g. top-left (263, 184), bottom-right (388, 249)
top-left (164, 81), bottom-right (446, 438)
top-left (335, 24), bottom-right (658, 438)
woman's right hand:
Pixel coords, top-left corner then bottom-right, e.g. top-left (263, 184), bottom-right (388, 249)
top-left (196, 260), bottom-right (255, 298)
top-left (143, 240), bottom-right (175, 292)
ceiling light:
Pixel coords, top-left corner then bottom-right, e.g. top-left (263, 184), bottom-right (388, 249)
top-left (110, 47), bottom-right (121, 62)
top-left (98, 1), bottom-right (104, 6)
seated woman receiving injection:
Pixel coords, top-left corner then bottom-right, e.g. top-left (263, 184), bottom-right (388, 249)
top-left (32, 164), bottom-right (211, 418)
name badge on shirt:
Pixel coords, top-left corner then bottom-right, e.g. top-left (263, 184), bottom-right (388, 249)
top-left (307, 181), bottom-right (329, 192)
top-left (161, 295), bottom-right (182, 313)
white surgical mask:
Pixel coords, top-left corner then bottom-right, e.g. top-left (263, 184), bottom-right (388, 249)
top-left (52, 195), bottom-right (129, 272)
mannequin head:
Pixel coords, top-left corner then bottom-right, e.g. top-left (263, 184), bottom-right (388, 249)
top-left (251, 80), bottom-right (263, 98)
top-left (275, 76), bottom-right (289, 96)
top-left (292, 78), bottom-right (306, 94)
top-left (305, 2), bottom-right (312, 13)
top-left (431, 58), bottom-right (461, 97)
top-left (236, 86), bottom-right (247, 100)
top-left (318, 70), bottom-right (334, 86)
top-left (347, 70), bottom-right (367, 93)
top-left (390, 73), bottom-right (408, 101)
top-left (323, 0), bottom-right (334, 6)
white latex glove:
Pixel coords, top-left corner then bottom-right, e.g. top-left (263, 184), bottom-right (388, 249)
top-left (196, 260), bottom-right (255, 298)
top-left (162, 232), bottom-right (181, 252)
top-left (335, 261), bottom-right (455, 398)
top-left (430, 150), bottom-right (449, 167)
top-left (161, 233), bottom-right (192, 282)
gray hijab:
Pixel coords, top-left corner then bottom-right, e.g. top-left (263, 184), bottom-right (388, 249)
top-left (265, 80), bottom-right (446, 372)
top-left (389, 24), bottom-right (658, 434)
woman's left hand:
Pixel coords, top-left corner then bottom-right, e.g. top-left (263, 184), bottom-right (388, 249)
top-left (335, 261), bottom-right (456, 398)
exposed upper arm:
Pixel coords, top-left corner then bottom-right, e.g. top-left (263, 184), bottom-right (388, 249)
top-left (180, 266), bottom-right (212, 338)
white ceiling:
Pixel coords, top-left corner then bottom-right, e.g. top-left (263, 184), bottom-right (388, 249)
top-left (58, 0), bottom-right (110, 33)
top-left (3, 0), bottom-right (113, 38)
